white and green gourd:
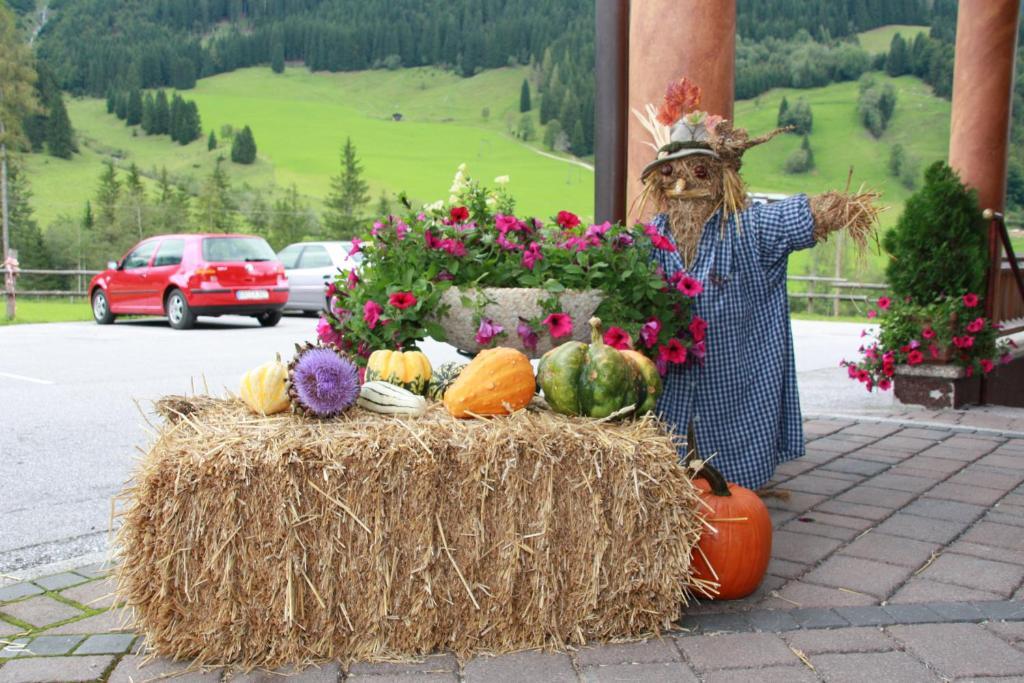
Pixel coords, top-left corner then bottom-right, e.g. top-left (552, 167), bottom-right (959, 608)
top-left (357, 380), bottom-right (428, 416)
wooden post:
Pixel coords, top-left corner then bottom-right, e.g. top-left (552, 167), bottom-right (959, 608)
top-left (1, 133), bottom-right (14, 321)
top-left (594, 0), bottom-right (629, 225)
top-left (626, 0), bottom-right (736, 223)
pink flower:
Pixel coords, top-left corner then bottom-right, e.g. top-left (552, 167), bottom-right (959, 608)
top-left (676, 275), bottom-right (704, 297)
top-left (691, 340), bottom-right (706, 361)
top-left (966, 317), bottom-right (985, 334)
top-left (867, 310), bottom-right (878, 319)
top-left (348, 238), bottom-right (362, 256)
top-left (922, 326), bottom-right (936, 339)
top-left (440, 238), bottom-right (466, 257)
top-left (981, 358), bottom-right (995, 374)
top-left (425, 229), bottom-right (442, 249)
top-left (603, 326), bottom-right (632, 350)
top-left (316, 316), bottom-right (343, 346)
top-left (966, 366), bottom-right (974, 378)
top-left (560, 235), bottom-right (591, 252)
top-left (363, 300), bottom-right (384, 329)
top-left (688, 316), bottom-right (707, 342)
top-left (495, 214), bottom-right (525, 233)
top-left (371, 220), bottom-right (385, 237)
top-left (878, 378), bottom-right (892, 391)
top-left (434, 271), bottom-right (454, 282)
top-left (929, 343), bottom-right (941, 359)
top-left (556, 210), bottom-right (580, 229)
top-left (963, 293), bottom-right (979, 308)
top-left (953, 335), bottom-right (975, 349)
top-left (658, 338), bottom-right (688, 365)
top-left (475, 318), bottom-right (504, 346)
top-left (346, 270), bottom-right (359, 290)
top-left (522, 242), bottom-right (543, 270)
top-left (585, 222), bottom-right (612, 240)
top-left (388, 291), bottom-right (417, 310)
top-left (640, 318), bottom-right (662, 348)
top-left (907, 349), bottom-right (924, 365)
top-left (542, 313), bottom-right (573, 339)
top-left (1001, 352), bottom-right (1013, 364)
top-left (877, 296), bottom-right (891, 310)
top-left (847, 364), bottom-right (859, 379)
top-left (516, 318), bottom-right (538, 353)
top-left (395, 221), bottom-right (409, 240)
top-left (644, 223), bottom-right (676, 251)
top-left (326, 282), bottom-right (337, 297)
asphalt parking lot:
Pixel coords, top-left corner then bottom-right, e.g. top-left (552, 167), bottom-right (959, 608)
top-left (0, 313), bottom-right (890, 573)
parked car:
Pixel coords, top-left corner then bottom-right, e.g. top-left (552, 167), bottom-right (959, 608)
top-left (88, 234), bottom-right (289, 329)
top-left (276, 241), bottom-right (362, 314)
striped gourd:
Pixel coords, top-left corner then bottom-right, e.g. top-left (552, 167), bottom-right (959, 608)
top-left (365, 350), bottom-right (433, 395)
top-left (357, 381), bottom-right (428, 416)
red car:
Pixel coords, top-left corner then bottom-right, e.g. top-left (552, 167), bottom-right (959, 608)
top-left (88, 234), bottom-right (289, 329)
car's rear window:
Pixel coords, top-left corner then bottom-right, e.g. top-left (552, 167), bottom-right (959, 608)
top-left (202, 237), bottom-right (277, 262)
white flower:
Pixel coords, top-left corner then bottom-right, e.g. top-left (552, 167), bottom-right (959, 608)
top-left (448, 195), bottom-right (460, 205)
top-left (485, 196), bottom-right (497, 207)
top-left (424, 200), bottom-right (444, 212)
top-left (457, 163), bottom-right (467, 173)
top-left (494, 175), bottom-right (510, 185)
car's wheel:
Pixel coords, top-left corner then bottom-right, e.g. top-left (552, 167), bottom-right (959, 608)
top-left (91, 290), bottom-right (115, 325)
top-left (166, 289), bottom-right (196, 330)
top-left (256, 310), bottom-right (282, 327)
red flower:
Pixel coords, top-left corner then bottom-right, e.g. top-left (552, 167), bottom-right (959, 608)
top-left (867, 309), bottom-right (877, 319)
top-left (878, 378), bottom-right (892, 391)
top-left (688, 316), bottom-right (707, 342)
top-left (877, 296), bottom-right (891, 310)
top-left (953, 335), bottom-right (975, 349)
top-left (644, 223), bottom-right (676, 251)
top-left (542, 313), bottom-right (573, 339)
top-left (966, 317), bottom-right (985, 334)
top-left (388, 291), bottom-right (417, 310)
top-left (921, 326), bottom-right (936, 340)
top-left (640, 318), bottom-right (662, 348)
top-left (963, 293), bottom-right (979, 308)
top-left (907, 349), bottom-right (924, 365)
top-left (929, 343), bottom-right (941, 359)
top-left (659, 338), bottom-right (688, 364)
top-left (556, 210), bottom-right (580, 229)
top-left (981, 358), bottom-right (995, 374)
top-left (326, 282), bottom-right (337, 297)
top-left (363, 300), bottom-right (384, 329)
top-left (677, 275), bottom-right (704, 297)
top-left (450, 206), bottom-right (469, 223)
top-left (603, 326), bottom-right (632, 350)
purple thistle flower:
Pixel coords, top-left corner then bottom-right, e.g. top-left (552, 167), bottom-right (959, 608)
top-left (292, 347), bottom-right (359, 417)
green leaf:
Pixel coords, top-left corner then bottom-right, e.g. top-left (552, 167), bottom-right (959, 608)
top-left (424, 321), bottom-right (447, 341)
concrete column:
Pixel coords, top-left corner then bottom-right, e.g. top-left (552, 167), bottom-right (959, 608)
top-left (626, 0), bottom-right (736, 223)
top-left (948, 0), bottom-right (1020, 212)
top-left (594, 0), bottom-right (630, 225)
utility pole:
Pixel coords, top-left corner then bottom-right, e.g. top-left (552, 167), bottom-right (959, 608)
top-left (1, 118), bottom-right (14, 321)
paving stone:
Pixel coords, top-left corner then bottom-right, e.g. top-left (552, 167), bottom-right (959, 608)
top-left (763, 581), bottom-right (876, 610)
top-left (0, 596), bottom-right (83, 628)
top-left (462, 650), bottom-right (576, 683)
top-left (0, 619), bottom-right (25, 638)
top-left (0, 654), bottom-right (114, 683)
top-left (576, 638), bottom-right (680, 666)
top-left (898, 428), bottom-right (952, 441)
top-left (107, 655), bottom-right (223, 682)
top-left (780, 519), bottom-right (861, 542)
top-left (677, 613), bottom-right (751, 634)
top-left (922, 601), bottom-right (987, 622)
top-left (829, 433), bottom-right (878, 445)
top-left (821, 458), bottom-right (890, 477)
top-left (44, 609), bottom-right (131, 635)
top-left (845, 447), bottom-right (907, 465)
top-left (836, 485), bottom-right (917, 509)
top-left (770, 530), bottom-right (843, 565)
top-left (812, 469), bottom-right (865, 483)
top-left (810, 651), bottom-right (939, 682)
top-left (988, 510), bottom-right (1024, 528)
top-left (890, 622), bottom-right (1024, 678)
top-left (768, 508), bottom-right (798, 527)
top-left (20, 634), bottom-right (83, 656)
top-left (60, 578), bottom-right (118, 610)
top-left (926, 482), bottom-right (1007, 506)
top-left (74, 633), bottom-right (136, 655)
top-left (348, 654), bottom-right (457, 675)
top-left (71, 563), bottom-right (110, 580)
top-left (839, 532), bottom-right (942, 569)
top-left (0, 638), bottom-right (30, 659)
top-left (776, 459), bottom-right (817, 477)
top-left (950, 540), bottom-right (1024, 566)
top-left (766, 558), bottom-right (807, 580)
top-left (881, 603), bottom-right (944, 624)
top-left (702, 664), bottom-right (817, 683)
top-left (892, 456), bottom-right (967, 477)
top-left (866, 472), bottom-right (936, 494)
top-left (873, 512), bottom-right (969, 544)
top-left (580, 661), bottom-right (697, 683)
top-left (873, 435), bottom-right (938, 453)
top-left (787, 608), bottom-right (849, 629)
top-left (763, 491), bottom-right (827, 514)
top-left (978, 453), bottom-right (1024, 471)
top-left (31, 572), bottom-right (88, 592)
top-left (814, 500), bottom-right (893, 522)
top-left (0, 584), bottom-right (43, 603)
top-left (227, 662), bottom-right (342, 682)
top-left (917, 553), bottom-right (1024, 596)
top-left (807, 438), bottom-right (860, 454)
top-left (889, 578), bottom-right (1003, 605)
top-left (900, 497), bottom-right (986, 523)
top-left (974, 600), bottom-right (1024, 621)
top-left (784, 626), bottom-right (892, 654)
top-left (948, 466), bottom-right (1024, 492)
top-left (348, 674), bottom-right (455, 682)
top-left (838, 423), bottom-right (900, 438)
top-left (744, 610), bottom-right (800, 632)
top-left (919, 445), bottom-right (989, 463)
top-left (960, 521), bottom-right (1024, 550)
top-left (675, 632), bottom-right (797, 671)
top-left (783, 474), bottom-right (854, 496)
top-left (801, 556), bottom-right (912, 599)
top-left (832, 606), bottom-right (897, 627)
top-left (987, 621), bottom-right (1024, 645)
top-left (807, 419), bottom-right (853, 437)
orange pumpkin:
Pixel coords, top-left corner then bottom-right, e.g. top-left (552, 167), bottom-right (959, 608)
top-left (690, 463), bottom-right (772, 600)
top-left (443, 347), bottom-right (535, 418)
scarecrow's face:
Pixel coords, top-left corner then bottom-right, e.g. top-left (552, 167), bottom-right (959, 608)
top-left (650, 155), bottom-right (724, 203)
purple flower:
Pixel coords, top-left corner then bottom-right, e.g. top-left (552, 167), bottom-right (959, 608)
top-left (291, 347), bottom-right (360, 417)
top-left (395, 221), bottom-right (410, 240)
top-left (522, 242), bottom-right (543, 270)
top-left (585, 221), bottom-right (612, 239)
top-left (613, 233), bottom-right (634, 250)
top-left (475, 317), bottom-right (505, 346)
top-left (516, 318), bottom-right (538, 353)
top-left (316, 317), bottom-right (343, 347)
top-left (434, 271), bottom-right (455, 282)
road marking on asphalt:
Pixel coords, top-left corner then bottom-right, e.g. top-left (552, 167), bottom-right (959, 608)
top-left (0, 371), bottom-right (54, 385)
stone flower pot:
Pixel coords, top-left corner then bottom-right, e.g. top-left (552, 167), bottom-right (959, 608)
top-left (434, 287), bottom-right (603, 358)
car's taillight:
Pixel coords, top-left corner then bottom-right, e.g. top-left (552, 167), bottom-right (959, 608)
top-left (194, 266), bottom-right (217, 278)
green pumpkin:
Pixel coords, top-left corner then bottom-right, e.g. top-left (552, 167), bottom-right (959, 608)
top-left (426, 361), bottom-right (466, 401)
top-left (537, 317), bottom-right (652, 419)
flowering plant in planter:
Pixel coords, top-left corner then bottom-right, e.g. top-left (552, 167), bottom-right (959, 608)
top-left (317, 165), bottom-right (706, 372)
top-left (841, 293), bottom-right (1013, 391)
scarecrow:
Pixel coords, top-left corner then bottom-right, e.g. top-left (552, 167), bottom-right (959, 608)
top-left (634, 77), bottom-right (879, 490)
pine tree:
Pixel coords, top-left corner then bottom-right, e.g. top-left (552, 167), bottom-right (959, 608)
top-left (45, 93), bottom-right (75, 159)
top-left (126, 89), bottom-right (143, 126)
top-left (268, 184), bottom-right (315, 250)
top-left (169, 94), bottom-right (184, 143)
top-left (376, 190), bottom-right (390, 217)
top-left (231, 125), bottom-right (257, 164)
top-left (208, 130), bottom-right (217, 150)
top-left (153, 90), bottom-right (169, 135)
top-left (519, 79), bottom-right (531, 113)
top-left (543, 119), bottom-right (562, 151)
top-left (571, 120), bottom-right (585, 155)
top-left (777, 96), bottom-right (790, 127)
top-left (123, 162), bottom-right (147, 240)
top-left (886, 33), bottom-right (908, 77)
top-left (95, 160), bottom-right (120, 229)
top-left (271, 31), bottom-right (285, 74)
top-left (323, 137), bottom-right (369, 238)
top-left (105, 90), bottom-right (115, 114)
top-left (114, 92), bottom-right (128, 120)
top-left (196, 158), bottom-right (236, 232)
top-left (141, 92), bottom-right (155, 134)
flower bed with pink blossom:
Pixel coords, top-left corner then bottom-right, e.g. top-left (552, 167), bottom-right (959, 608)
top-left (316, 166), bottom-right (705, 372)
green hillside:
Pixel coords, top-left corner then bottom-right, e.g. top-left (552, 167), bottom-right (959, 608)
top-left (857, 24), bottom-right (929, 54)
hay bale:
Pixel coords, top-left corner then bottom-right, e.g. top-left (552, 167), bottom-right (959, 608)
top-left (114, 396), bottom-right (704, 669)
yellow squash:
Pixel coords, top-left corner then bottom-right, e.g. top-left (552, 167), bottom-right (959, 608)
top-left (365, 349), bottom-right (433, 395)
top-left (239, 355), bottom-right (290, 415)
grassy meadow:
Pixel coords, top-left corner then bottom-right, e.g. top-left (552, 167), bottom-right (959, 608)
top-left (856, 24), bottom-right (930, 54)
top-left (0, 299), bottom-right (92, 325)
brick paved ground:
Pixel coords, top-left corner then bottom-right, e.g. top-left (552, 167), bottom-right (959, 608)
top-left (2, 416), bottom-right (1023, 682)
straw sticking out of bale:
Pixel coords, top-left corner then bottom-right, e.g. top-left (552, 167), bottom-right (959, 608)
top-left (114, 396), bottom-right (706, 669)
top-left (810, 188), bottom-right (885, 251)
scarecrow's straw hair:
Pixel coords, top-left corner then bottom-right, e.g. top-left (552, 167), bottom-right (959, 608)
top-left (810, 188), bottom-right (884, 251)
top-left (114, 396), bottom-right (706, 670)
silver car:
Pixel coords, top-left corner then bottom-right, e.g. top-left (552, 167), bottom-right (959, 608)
top-left (277, 241), bottom-right (362, 314)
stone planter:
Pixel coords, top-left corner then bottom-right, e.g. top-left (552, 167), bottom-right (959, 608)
top-left (894, 363), bottom-right (981, 409)
top-left (434, 287), bottom-right (603, 358)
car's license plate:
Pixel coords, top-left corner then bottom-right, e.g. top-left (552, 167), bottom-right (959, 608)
top-left (237, 289), bottom-right (269, 301)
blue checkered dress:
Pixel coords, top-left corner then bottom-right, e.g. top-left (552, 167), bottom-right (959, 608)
top-left (651, 194), bottom-right (816, 489)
